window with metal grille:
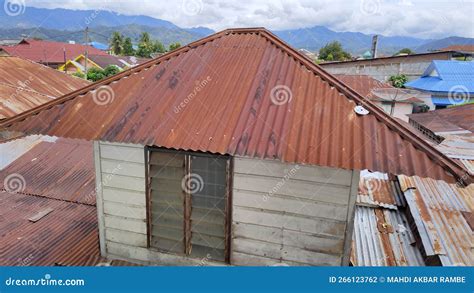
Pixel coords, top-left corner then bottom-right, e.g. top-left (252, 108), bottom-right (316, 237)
top-left (145, 148), bottom-right (231, 263)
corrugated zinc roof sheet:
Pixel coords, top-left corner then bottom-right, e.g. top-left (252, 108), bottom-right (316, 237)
top-left (0, 56), bottom-right (89, 119)
top-left (0, 28), bottom-right (470, 184)
top-left (408, 104), bottom-right (474, 134)
top-left (398, 175), bottom-right (473, 266)
top-left (0, 138), bottom-right (95, 205)
top-left (0, 190), bottom-right (99, 266)
top-left (351, 206), bottom-right (425, 266)
top-left (0, 39), bottom-right (108, 64)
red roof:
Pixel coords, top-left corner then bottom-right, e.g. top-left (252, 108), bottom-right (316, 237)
top-left (0, 39), bottom-right (108, 64)
top-left (441, 45), bottom-right (474, 53)
top-left (1, 28), bottom-right (470, 184)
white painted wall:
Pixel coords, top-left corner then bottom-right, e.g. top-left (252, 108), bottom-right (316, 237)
top-left (94, 142), bottom-right (359, 266)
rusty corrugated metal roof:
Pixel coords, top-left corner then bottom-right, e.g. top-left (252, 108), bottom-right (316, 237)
top-left (0, 39), bottom-right (108, 64)
top-left (0, 137), bottom-right (95, 205)
top-left (408, 104), bottom-right (474, 135)
top-left (0, 28), bottom-right (470, 184)
top-left (398, 175), bottom-right (473, 266)
top-left (0, 56), bottom-right (89, 119)
top-left (351, 206), bottom-right (425, 266)
top-left (0, 190), bottom-right (99, 266)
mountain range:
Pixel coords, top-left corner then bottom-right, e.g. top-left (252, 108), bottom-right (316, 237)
top-left (0, 2), bottom-right (472, 55)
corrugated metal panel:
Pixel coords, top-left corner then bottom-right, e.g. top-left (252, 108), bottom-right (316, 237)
top-left (0, 56), bottom-right (89, 118)
top-left (0, 190), bottom-right (100, 266)
top-left (398, 175), bottom-right (473, 266)
top-left (0, 135), bottom-right (51, 169)
top-left (408, 104), bottom-right (474, 134)
top-left (351, 206), bottom-right (424, 266)
top-left (358, 176), bottom-right (399, 209)
top-left (1, 28), bottom-right (469, 184)
top-left (0, 39), bottom-right (108, 64)
top-left (0, 138), bottom-right (95, 205)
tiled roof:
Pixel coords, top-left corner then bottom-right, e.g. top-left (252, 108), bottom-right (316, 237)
top-left (0, 39), bottom-right (108, 64)
top-left (0, 28), bottom-right (470, 184)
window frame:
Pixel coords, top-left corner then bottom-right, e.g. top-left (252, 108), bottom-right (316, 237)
top-left (144, 146), bottom-right (233, 263)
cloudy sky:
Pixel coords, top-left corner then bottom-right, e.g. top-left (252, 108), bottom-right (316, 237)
top-left (25, 0), bottom-right (474, 38)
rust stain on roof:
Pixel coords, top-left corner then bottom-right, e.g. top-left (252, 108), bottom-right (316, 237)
top-left (0, 56), bottom-right (89, 119)
top-left (0, 138), bottom-right (95, 205)
top-left (0, 28), bottom-right (470, 184)
top-left (0, 190), bottom-right (99, 266)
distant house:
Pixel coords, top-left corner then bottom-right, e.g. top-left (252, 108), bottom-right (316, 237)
top-left (335, 74), bottom-right (427, 121)
top-left (0, 28), bottom-right (470, 266)
top-left (59, 54), bottom-right (150, 74)
top-left (85, 42), bottom-right (109, 51)
top-left (0, 39), bottom-right (108, 68)
top-left (0, 56), bottom-right (89, 120)
top-left (405, 60), bottom-right (474, 109)
top-left (321, 50), bottom-right (474, 82)
top-left (407, 103), bottom-right (474, 142)
top-left (440, 45), bottom-right (474, 54)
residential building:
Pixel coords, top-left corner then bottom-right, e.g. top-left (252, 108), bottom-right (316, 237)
top-left (59, 54), bottom-right (150, 74)
top-left (0, 56), bottom-right (89, 120)
top-left (0, 28), bottom-right (470, 266)
top-left (335, 74), bottom-right (428, 121)
top-left (320, 50), bottom-right (474, 82)
top-left (0, 39), bottom-right (108, 68)
top-left (405, 60), bottom-right (474, 109)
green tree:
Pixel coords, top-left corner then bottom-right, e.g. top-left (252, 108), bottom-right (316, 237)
top-left (394, 48), bottom-right (414, 56)
top-left (72, 71), bottom-right (85, 79)
top-left (388, 74), bottom-right (408, 88)
top-left (318, 41), bottom-right (351, 61)
top-left (103, 65), bottom-right (121, 77)
top-left (123, 37), bottom-right (134, 56)
top-left (153, 40), bottom-right (166, 54)
top-left (110, 32), bottom-right (124, 55)
top-left (136, 32), bottom-right (154, 57)
top-left (86, 67), bottom-right (106, 82)
top-left (168, 42), bottom-right (181, 51)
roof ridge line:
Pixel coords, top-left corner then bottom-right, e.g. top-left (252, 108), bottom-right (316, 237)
top-left (0, 29), bottom-right (232, 128)
top-left (257, 29), bottom-right (471, 185)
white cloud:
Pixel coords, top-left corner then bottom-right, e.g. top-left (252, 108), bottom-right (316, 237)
top-left (25, 0), bottom-right (474, 38)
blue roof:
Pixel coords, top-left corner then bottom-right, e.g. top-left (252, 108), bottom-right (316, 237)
top-left (85, 42), bottom-right (109, 51)
top-left (405, 60), bottom-right (474, 93)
